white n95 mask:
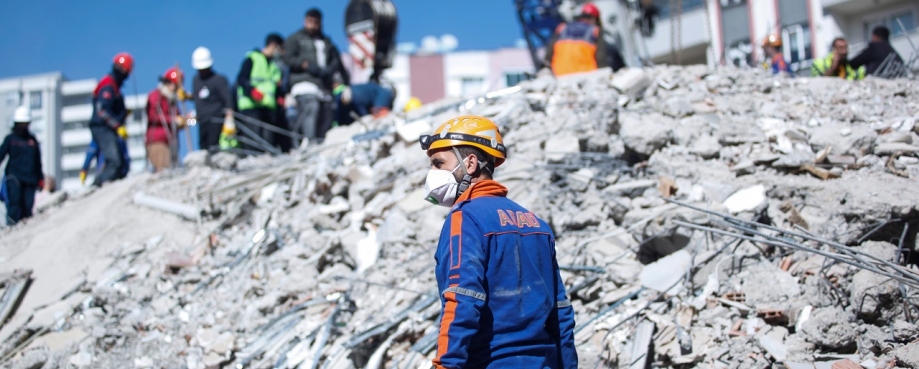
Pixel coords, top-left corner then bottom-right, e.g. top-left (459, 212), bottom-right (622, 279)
top-left (424, 164), bottom-right (462, 207)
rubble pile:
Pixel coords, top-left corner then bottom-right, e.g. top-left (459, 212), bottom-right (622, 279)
top-left (2, 66), bottom-right (919, 369)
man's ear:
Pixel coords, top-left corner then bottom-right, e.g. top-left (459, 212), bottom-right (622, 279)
top-left (465, 154), bottom-right (479, 175)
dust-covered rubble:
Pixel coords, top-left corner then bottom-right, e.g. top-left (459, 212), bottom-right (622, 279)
top-left (1, 66), bottom-right (919, 369)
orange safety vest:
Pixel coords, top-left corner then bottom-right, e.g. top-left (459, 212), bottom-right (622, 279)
top-left (551, 21), bottom-right (600, 76)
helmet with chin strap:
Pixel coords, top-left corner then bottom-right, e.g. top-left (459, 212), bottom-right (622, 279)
top-left (420, 115), bottom-right (507, 167)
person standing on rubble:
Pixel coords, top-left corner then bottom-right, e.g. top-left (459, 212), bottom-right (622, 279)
top-left (849, 26), bottom-right (904, 77)
top-left (420, 116), bottom-right (577, 369)
top-left (1, 106), bottom-right (44, 225)
top-left (762, 34), bottom-right (793, 75)
top-left (191, 46), bottom-right (234, 152)
top-left (146, 67), bottom-right (188, 172)
top-left (89, 52), bottom-right (133, 186)
top-left (545, 2), bottom-right (610, 76)
top-left (236, 33), bottom-right (284, 154)
top-left (80, 138), bottom-right (130, 184)
top-left (283, 8), bottom-right (351, 145)
top-left (811, 37), bottom-right (865, 80)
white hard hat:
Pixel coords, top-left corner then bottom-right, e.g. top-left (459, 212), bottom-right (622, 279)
top-left (13, 106), bottom-right (30, 123)
top-left (192, 46), bottom-right (214, 70)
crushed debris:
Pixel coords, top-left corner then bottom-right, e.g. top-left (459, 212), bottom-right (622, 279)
top-left (1, 66), bottom-right (919, 368)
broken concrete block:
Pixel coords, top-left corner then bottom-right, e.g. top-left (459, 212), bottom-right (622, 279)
top-left (874, 142), bottom-right (919, 155)
top-left (848, 269), bottom-right (898, 319)
top-left (758, 335), bottom-right (787, 362)
top-left (620, 113), bottom-right (673, 157)
top-left (722, 185), bottom-right (766, 213)
top-left (639, 250), bottom-right (691, 294)
top-left (611, 68), bottom-right (651, 98)
top-left (544, 130), bottom-right (580, 162)
top-left (894, 341), bottom-right (919, 368)
top-left (799, 307), bottom-right (856, 350)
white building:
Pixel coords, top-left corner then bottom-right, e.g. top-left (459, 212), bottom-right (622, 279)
top-left (0, 73), bottom-right (149, 192)
top-left (590, 0), bottom-right (917, 72)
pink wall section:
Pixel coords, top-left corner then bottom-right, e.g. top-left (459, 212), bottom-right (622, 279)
top-left (409, 54), bottom-right (445, 103)
top-left (487, 48), bottom-right (535, 88)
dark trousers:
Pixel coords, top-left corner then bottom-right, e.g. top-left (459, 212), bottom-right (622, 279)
top-left (198, 115), bottom-right (223, 152)
top-left (238, 108), bottom-right (275, 154)
top-left (292, 94), bottom-right (333, 145)
top-left (5, 176), bottom-right (36, 225)
top-left (90, 125), bottom-right (125, 186)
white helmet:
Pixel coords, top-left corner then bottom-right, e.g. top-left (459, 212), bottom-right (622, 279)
top-left (13, 106), bottom-right (30, 124)
top-left (192, 46), bottom-right (214, 70)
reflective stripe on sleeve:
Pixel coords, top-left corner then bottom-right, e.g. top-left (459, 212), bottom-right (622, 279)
top-left (444, 286), bottom-right (486, 301)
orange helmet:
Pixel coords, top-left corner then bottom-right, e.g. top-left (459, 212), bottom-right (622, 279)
top-left (762, 34), bottom-right (782, 48)
top-left (161, 67), bottom-right (184, 85)
top-left (112, 52), bottom-right (134, 74)
top-left (420, 115), bottom-right (507, 167)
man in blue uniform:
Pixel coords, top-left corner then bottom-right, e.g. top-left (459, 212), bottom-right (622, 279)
top-left (1, 106), bottom-right (44, 225)
top-left (420, 115), bottom-right (577, 369)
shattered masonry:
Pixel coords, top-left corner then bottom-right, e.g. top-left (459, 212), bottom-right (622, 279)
top-left (1, 65), bottom-right (919, 369)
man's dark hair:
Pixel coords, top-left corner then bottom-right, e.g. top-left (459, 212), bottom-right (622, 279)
top-left (831, 37), bottom-right (846, 50)
top-left (306, 8), bottom-right (322, 20)
top-left (873, 26), bottom-right (890, 41)
top-left (456, 146), bottom-right (495, 178)
top-left (265, 33), bottom-right (284, 47)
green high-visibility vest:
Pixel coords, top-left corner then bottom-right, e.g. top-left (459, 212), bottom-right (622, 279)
top-left (237, 50), bottom-right (281, 110)
top-left (810, 53), bottom-right (866, 81)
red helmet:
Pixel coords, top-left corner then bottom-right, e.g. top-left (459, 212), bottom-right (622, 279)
top-left (112, 52), bottom-right (134, 74)
top-left (581, 3), bottom-right (600, 19)
top-left (161, 67), bottom-right (184, 85)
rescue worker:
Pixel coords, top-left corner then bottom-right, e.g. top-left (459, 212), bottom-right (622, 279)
top-left (545, 2), bottom-right (608, 76)
top-left (283, 8), bottom-right (351, 144)
top-left (0, 106), bottom-right (44, 225)
top-left (332, 81), bottom-right (395, 126)
top-left (146, 67), bottom-right (187, 172)
top-left (191, 46), bottom-right (234, 152)
top-left (811, 37), bottom-right (865, 80)
top-left (80, 138), bottom-right (130, 184)
top-left (850, 26), bottom-right (904, 77)
top-left (236, 33), bottom-right (284, 154)
top-left (762, 34), bottom-right (792, 75)
top-left (420, 116), bottom-right (577, 369)
top-left (89, 52), bottom-right (133, 186)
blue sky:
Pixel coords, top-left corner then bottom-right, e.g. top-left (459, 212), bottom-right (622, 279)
top-left (0, 0), bottom-right (519, 92)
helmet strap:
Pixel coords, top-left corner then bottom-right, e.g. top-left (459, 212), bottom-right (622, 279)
top-left (452, 147), bottom-right (474, 197)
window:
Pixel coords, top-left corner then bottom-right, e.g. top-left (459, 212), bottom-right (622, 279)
top-left (133, 109), bottom-right (144, 123)
top-left (460, 77), bottom-right (485, 97)
top-left (64, 145), bottom-right (89, 155)
top-left (29, 91), bottom-right (42, 109)
top-left (654, 0), bottom-right (707, 19)
top-left (505, 72), bottom-right (531, 87)
top-left (5, 92), bottom-right (18, 107)
top-left (864, 11), bottom-right (917, 42)
top-left (63, 121), bottom-right (88, 131)
top-left (782, 23), bottom-right (813, 64)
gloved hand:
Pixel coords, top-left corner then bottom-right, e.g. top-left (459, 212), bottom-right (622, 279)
top-left (277, 96), bottom-right (286, 107)
top-left (177, 88), bottom-right (190, 101)
top-left (38, 179), bottom-right (45, 189)
top-left (117, 125), bottom-right (128, 139)
top-left (251, 88), bottom-right (264, 102)
top-left (79, 170), bottom-right (87, 184)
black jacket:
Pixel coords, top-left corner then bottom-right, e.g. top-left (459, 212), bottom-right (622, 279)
top-left (282, 29), bottom-right (350, 91)
top-left (192, 70), bottom-right (232, 124)
top-left (850, 41), bottom-right (903, 76)
top-left (0, 129), bottom-right (43, 186)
